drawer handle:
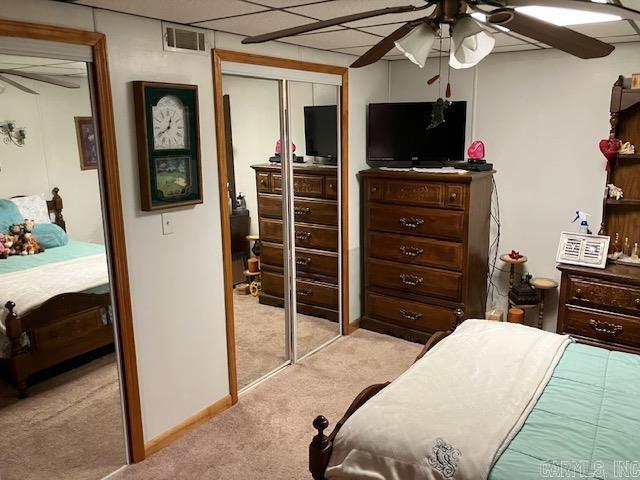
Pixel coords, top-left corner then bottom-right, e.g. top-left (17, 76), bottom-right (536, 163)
top-left (635, 298), bottom-right (640, 307)
top-left (295, 232), bottom-right (311, 241)
top-left (400, 273), bottom-right (424, 287)
top-left (260, 179), bottom-right (268, 187)
top-left (296, 257), bottom-right (312, 266)
top-left (294, 207), bottom-right (311, 216)
top-left (574, 288), bottom-right (584, 299)
top-left (400, 246), bottom-right (425, 258)
top-left (399, 309), bottom-right (423, 321)
top-left (399, 217), bottom-right (425, 229)
top-left (589, 319), bottom-right (623, 335)
top-left (298, 289), bottom-right (313, 297)
top-left (449, 192), bottom-right (458, 201)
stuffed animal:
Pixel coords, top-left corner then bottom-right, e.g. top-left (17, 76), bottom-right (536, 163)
top-left (6, 220), bottom-right (44, 255)
top-left (0, 234), bottom-right (7, 259)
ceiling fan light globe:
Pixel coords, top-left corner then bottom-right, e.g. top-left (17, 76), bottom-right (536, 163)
top-left (394, 23), bottom-right (436, 69)
top-left (450, 16), bottom-right (495, 69)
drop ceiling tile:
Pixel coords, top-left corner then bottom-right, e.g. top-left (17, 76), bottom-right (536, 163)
top-left (359, 23), bottom-right (405, 37)
top-left (492, 44), bottom-right (542, 53)
top-left (76, 0), bottom-right (265, 24)
top-left (621, 0), bottom-right (640, 9)
top-left (492, 32), bottom-right (533, 47)
top-left (598, 35), bottom-right (640, 44)
top-left (282, 29), bottom-right (382, 49)
top-left (332, 45), bottom-right (403, 57)
top-left (194, 10), bottom-right (311, 36)
top-left (570, 20), bottom-right (636, 38)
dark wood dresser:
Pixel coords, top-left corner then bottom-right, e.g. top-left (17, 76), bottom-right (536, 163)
top-left (557, 263), bottom-right (640, 354)
top-left (360, 168), bottom-right (494, 343)
top-left (252, 163), bottom-right (339, 321)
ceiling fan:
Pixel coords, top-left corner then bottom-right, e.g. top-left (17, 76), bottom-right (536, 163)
top-left (242, 0), bottom-right (640, 69)
top-left (0, 70), bottom-right (79, 95)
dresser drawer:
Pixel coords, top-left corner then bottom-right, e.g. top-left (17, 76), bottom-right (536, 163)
top-left (367, 258), bottom-right (462, 302)
top-left (563, 305), bottom-right (640, 349)
top-left (382, 180), bottom-right (444, 207)
top-left (366, 292), bottom-right (456, 333)
top-left (262, 270), bottom-right (338, 309)
top-left (568, 276), bottom-right (640, 314)
top-left (368, 232), bottom-right (463, 271)
top-left (261, 241), bottom-right (337, 278)
top-left (445, 184), bottom-right (466, 209)
top-left (259, 219), bottom-right (338, 252)
top-left (256, 173), bottom-right (271, 193)
top-left (272, 174), bottom-right (324, 198)
top-left (325, 177), bottom-right (338, 199)
top-left (368, 204), bottom-right (465, 241)
top-left (258, 194), bottom-right (338, 225)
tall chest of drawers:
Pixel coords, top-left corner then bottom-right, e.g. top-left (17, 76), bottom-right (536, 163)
top-left (360, 169), bottom-right (494, 343)
top-left (252, 163), bottom-right (339, 321)
top-left (557, 263), bottom-right (640, 354)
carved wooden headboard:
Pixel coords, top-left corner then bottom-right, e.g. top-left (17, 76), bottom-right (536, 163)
top-left (46, 187), bottom-right (66, 231)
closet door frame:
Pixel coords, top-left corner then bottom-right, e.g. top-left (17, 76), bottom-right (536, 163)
top-left (0, 19), bottom-right (145, 462)
top-left (212, 49), bottom-right (349, 404)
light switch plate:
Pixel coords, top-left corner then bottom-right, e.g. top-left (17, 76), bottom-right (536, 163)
top-left (161, 213), bottom-right (173, 235)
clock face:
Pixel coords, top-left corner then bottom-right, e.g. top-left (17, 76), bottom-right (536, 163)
top-left (152, 95), bottom-right (188, 150)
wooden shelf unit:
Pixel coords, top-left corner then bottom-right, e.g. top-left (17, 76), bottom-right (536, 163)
top-left (602, 75), bottom-right (640, 245)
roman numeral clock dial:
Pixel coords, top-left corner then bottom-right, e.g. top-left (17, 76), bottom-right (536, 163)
top-left (152, 95), bottom-right (188, 150)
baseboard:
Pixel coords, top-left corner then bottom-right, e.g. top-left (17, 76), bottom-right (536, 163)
top-left (348, 317), bottom-right (361, 334)
top-left (144, 394), bottom-right (233, 458)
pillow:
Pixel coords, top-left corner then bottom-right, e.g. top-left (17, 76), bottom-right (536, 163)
top-left (10, 195), bottom-right (51, 224)
top-left (33, 223), bottom-right (68, 249)
top-left (0, 199), bottom-right (23, 233)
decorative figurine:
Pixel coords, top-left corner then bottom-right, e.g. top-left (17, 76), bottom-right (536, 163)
top-left (607, 184), bottom-right (624, 200)
top-left (599, 137), bottom-right (622, 170)
top-left (427, 97), bottom-right (451, 130)
top-left (467, 141), bottom-right (485, 161)
top-left (508, 250), bottom-right (523, 260)
top-left (619, 142), bottom-right (636, 155)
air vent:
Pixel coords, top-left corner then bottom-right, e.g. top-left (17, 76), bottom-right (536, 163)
top-left (556, 232), bottom-right (610, 269)
top-left (163, 23), bottom-right (207, 55)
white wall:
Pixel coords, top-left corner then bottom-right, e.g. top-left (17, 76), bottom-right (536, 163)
top-left (389, 42), bottom-right (640, 329)
top-left (2, 0), bottom-right (389, 444)
top-left (0, 75), bottom-right (104, 243)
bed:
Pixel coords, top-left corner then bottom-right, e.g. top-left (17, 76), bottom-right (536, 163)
top-left (309, 321), bottom-right (640, 480)
top-left (0, 188), bottom-right (113, 398)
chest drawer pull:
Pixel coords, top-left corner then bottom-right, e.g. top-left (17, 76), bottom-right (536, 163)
top-left (400, 273), bottom-right (424, 286)
top-left (575, 288), bottom-right (584, 299)
top-left (399, 246), bottom-right (425, 257)
top-left (298, 289), bottom-right (313, 297)
top-left (399, 217), bottom-right (425, 229)
top-left (635, 298), bottom-right (640, 307)
top-left (294, 207), bottom-right (311, 216)
top-left (449, 192), bottom-right (458, 201)
top-left (296, 257), bottom-right (312, 266)
top-left (295, 232), bottom-right (311, 241)
top-left (589, 319), bottom-right (623, 335)
top-left (399, 309), bottom-right (423, 321)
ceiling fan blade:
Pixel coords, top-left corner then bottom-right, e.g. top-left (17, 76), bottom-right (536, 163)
top-left (242, 5), bottom-right (428, 44)
top-left (0, 70), bottom-right (80, 88)
top-left (488, 10), bottom-right (615, 59)
top-left (501, 0), bottom-right (640, 21)
top-left (0, 74), bottom-right (39, 95)
top-left (351, 22), bottom-right (420, 68)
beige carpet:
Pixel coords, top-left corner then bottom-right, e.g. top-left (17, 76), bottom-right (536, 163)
top-left (0, 354), bottom-right (126, 480)
top-left (234, 293), bottom-right (339, 389)
top-left (114, 329), bottom-right (421, 480)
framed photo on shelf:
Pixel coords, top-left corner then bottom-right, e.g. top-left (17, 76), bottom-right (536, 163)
top-left (74, 116), bottom-right (98, 170)
top-left (133, 81), bottom-right (202, 211)
top-left (632, 73), bottom-right (640, 90)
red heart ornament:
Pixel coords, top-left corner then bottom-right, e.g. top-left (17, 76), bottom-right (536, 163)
top-left (467, 140), bottom-right (485, 160)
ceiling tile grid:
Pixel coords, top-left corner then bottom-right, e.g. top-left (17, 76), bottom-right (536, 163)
top-left (71, 0), bottom-right (640, 62)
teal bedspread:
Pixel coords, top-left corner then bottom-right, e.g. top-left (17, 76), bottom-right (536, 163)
top-left (0, 240), bottom-right (105, 275)
top-left (490, 343), bottom-right (640, 480)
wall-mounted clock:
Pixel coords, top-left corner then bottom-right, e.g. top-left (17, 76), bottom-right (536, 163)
top-left (133, 81), bottom-right (203, 211)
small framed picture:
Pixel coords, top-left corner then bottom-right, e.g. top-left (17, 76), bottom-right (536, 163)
top-left (74, 116), bottom-right (99, 170)
top-left (632, 73), bottom-right (640, 90)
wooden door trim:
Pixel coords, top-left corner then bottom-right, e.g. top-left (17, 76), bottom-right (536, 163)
top-left (0, 19), bottom-right (145, 462)
top-left (211, 49), bottom-right (350, 405)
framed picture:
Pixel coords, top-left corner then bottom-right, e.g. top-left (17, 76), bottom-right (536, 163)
top-left (132, 81), bottom-right (202, 211)
top-left (74, 116), bottom-right (98, 170)
top-left (632, 73), bottom-right (640, 90)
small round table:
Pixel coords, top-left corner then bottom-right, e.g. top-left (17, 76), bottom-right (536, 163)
top-left (500, 254), bottom-right (528, 288)
top-left (530, 277), bottom-right (559, 330)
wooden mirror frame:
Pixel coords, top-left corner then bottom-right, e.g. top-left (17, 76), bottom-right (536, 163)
top-left (212, 49), bottom-right (350, 403)
top-left (0, 19), bottom-right (145, 462)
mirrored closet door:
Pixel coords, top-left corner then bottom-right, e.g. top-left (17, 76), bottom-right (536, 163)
top-left (0, 46), bottom-right (127, 478)
top-left (219, 61), bottom-right (343, 393)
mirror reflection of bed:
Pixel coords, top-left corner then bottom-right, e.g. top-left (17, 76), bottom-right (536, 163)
top-left (0, 53), bottom-right (125, 479)
top-left (223, 74), bottom-right (341, 390)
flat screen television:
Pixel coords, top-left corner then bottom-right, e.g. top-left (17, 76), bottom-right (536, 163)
top-left (367, 101), bottom-right (467, 167)
top-left (304, 105), bottom-right (338, 164)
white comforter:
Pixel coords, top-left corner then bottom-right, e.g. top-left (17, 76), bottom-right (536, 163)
top-left (0, 254), bottom-right (109, 333)
top-left (326, 320), bottom-right (572, 480)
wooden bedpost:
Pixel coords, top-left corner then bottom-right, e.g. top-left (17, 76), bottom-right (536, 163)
top-left (310, 416), bottom-right (331, 480)
top-left (4, 301), bottom-right (28, 397)
top-left (51, 187), bottom-right (66, 231)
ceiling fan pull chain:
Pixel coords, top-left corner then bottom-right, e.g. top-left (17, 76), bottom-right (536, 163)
top-left (446, 43), bottom-right (452, 99)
